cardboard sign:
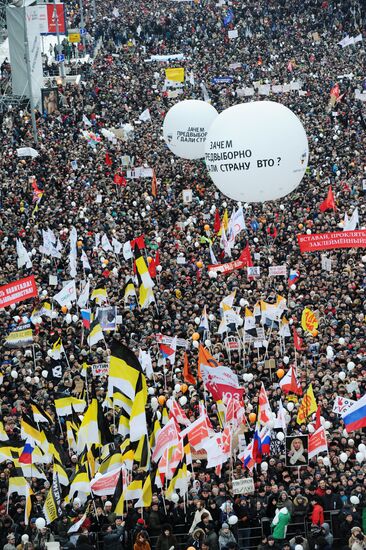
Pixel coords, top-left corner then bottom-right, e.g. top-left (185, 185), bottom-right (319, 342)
top-left (182, 189), bottom-right (193, 203)
top-left (232, 477), bottom-right (255, 494)
top-left (247, 266), bottom-right (260, 277)
top-left (155, 333), bottom-right (188, 349)
top-left (228, 29), bottom-right (238, 39)
top-left (332, 395), bottom-right (356, 415)
top-left (269, 265), bottom-right (287, 277)
top-left (321, 255), bottom-right (332, 272)
top-left (92, 363), bottom-right (109, 377)
top-left (0, 276), bottom-right (38, 308)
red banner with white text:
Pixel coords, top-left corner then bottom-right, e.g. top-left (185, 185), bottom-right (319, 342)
top-left (298, 230), bottom-right (366, 253)
top-left (0, 276), bottom-right (38, 308)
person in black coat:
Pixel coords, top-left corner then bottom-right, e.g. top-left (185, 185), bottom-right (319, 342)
top-left (321, 487), bottom-right (343, 511)
top-left (156, 525), bottom-right (178, 550)
top-left (76, 534), bottom-right (94, 550)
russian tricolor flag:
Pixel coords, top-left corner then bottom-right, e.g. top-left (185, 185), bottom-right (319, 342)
top-left (342, 394), bottom-right (366, 433)
top-left (81, 309), bottom-right (91, 330)
top-left (260, 427), bottom-right (271, 455)
top-left (159, 336), bottom-right (177, 365)
top-left (288, 269), bottom-right (300, 286)
top-left (19, 442), bottom-right (34, 464)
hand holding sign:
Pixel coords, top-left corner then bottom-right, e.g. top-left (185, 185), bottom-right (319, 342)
top-left (204, 101), bottom-right (309, 202)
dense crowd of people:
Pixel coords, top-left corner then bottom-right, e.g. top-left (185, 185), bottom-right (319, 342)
top-left (0, 0), bottom-right (366, 549)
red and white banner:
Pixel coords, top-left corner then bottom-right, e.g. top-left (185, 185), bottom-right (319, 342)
top-left (155, 333), bottom-right (188, 349)
top-left (90, 467), bottom-right (126, 496)
top-left (201, 365), bottom-right (244, 402)
top-left (298, 230), bottom-right (366, 253)
top-left (308, 426), bottom-right (328, 459)
top-left (36, 4), bottom-right (66, 35)
top-left (152, 418), bottom-right (179, 462)
top-left (208, 257), bottom-right (246, 275)
top-left (179, 416), bottom-right (211, 450)
top-left (0, 276), bottom-right (38, 309)
top-left (208, 246), bottom-right (251, 275)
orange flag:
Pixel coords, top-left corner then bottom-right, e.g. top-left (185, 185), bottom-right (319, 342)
top-left (183, 352), bottom-right (196, 385)
top-left (151, 170), bottom-right (157, 198)
top-left (197, 344), bottom-right (221, 379)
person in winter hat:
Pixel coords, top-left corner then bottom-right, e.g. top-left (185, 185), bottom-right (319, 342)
top-left (218, 523), bottom-right (236, 550)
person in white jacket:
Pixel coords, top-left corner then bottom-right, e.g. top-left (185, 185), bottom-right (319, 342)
top-left (189, 501), bottom-right (213, 534)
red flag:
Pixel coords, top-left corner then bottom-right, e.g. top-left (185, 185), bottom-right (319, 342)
top-left (330, 83), bottom-right (340, 99)
top-left (314, 405), bottom-right (321, 430)
top-left (114, 173), bottom-right (126, 187)
top-left (148, 257), bottom-right (156, 278)
top-left (214, 209), bottom-right (221, 233)
top-left (239, 243), bottom-right (253, 267)
top-left (293, 327), bottom-right (305, 351)
top-left (183, 352), bottom-right (196, 385)
top-left (320, 186), bottom-right (337, 212)
top-left (279, 365), bottom-right (303, 396)
top-left (105, 153), bottom-right (113, 166)
top-left (151, 170), bottom-right (157, 198)
top-left (130, 235), bottom-right (145, 250)
top-left (155, 250), bottom-right (161, 267)
top-left (267, 226), bottom-right (278, 239)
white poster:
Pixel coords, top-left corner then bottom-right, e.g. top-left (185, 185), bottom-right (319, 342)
top-left (182, 189), bottom-right (193, 203)
top-left (232, 478), bottom-right (255, 495)
top-left (268, 265), bottom-right (287, 277)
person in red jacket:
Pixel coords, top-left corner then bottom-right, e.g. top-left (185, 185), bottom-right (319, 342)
top-left (310, 498), bottom-right (325, 526)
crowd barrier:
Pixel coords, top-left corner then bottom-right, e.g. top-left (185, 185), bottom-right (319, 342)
top-left (57, 510), bottom-right (344, 550)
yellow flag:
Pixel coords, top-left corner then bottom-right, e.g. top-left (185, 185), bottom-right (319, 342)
top-left (296, 384), bottom-right (317, 424)
top-left (165, 68), bottom-right (185, 82)
top-left (222, 209), bottom-right (229, 230)
top-left (301, 307), bottom-right (318, 336)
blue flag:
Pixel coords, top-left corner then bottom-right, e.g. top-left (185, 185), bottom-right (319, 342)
top-left (223, 8), bottom-right (234, 26)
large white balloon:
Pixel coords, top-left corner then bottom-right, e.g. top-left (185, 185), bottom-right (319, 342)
top-left (205, 101), bottom-right (309, 202)
top-left (163, 100), bottom-right (218, 160)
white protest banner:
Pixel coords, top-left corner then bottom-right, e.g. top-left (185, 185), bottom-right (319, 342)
top-left (147, 54), bottom-right (185, 62)
top-left (139, 109), bottom-right (151, 122)
top-left (232, 477), bottom-right (255, 495)
top-left (272, 85), bottom-right (283, 94)
top-left (17, 147), bottom-right (39, 158)
top-left (182, 189), bottom-right (193, 203)
top-left (126, 167), bottom-right (153, 179)
top-left (224, 336), bottom-right (241, 352)
top-left (268, 265), bottom-right (287, 277)
top-left (355, 90), bottom-right (366, 102)
top-left (258, 84), bottom-right (271, 96)
top-left (53, 280), bottom-right (77, 306)
top-left (92, 363), bottom-right (109, 377)
top-left (228, 29), bottom-right (238, 39)
top-left (238, 434), bottom-right (246, 454)
top-left (247, 266), bottom-right (260, 278)
top-left (177, 256), bottom-right (187, 265)
top-left (49, 275), bottom-right (58, 286)
top-left (321, 255), bottom-right (332, 272)
top-left (155, 333), bottom-right (188, 349)
top-left (332, 395), bottom-right (356, 415)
